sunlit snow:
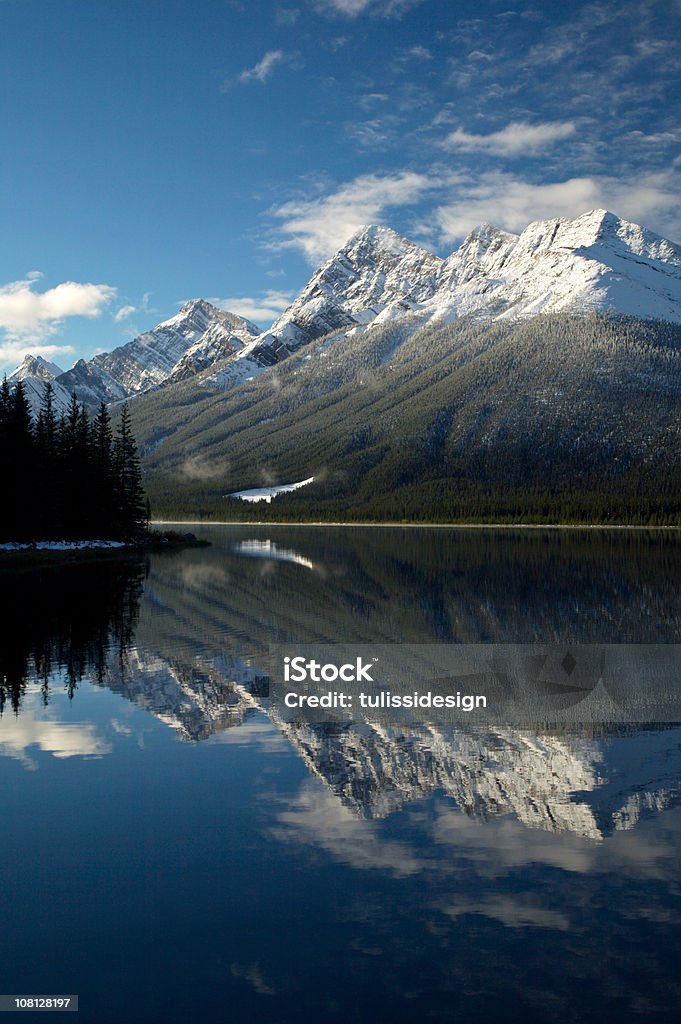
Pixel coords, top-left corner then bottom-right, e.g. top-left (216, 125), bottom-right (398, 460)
top-left (228, 477), bottom-right (314, 503)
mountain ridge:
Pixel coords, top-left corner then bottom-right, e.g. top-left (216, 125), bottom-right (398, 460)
top-left (7, 209), bottom-right (681, 522)
top-left (11, 208), bottom-right (681, 412)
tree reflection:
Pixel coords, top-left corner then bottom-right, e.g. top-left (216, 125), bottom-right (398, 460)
top-left (0, 557), bottom-right (146, 713)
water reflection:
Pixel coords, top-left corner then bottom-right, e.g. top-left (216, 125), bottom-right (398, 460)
top-left (2, 528), bottom-right (681, 1022)
top-left (0, 556), bottom-right (145, 713)
top-left (0, 700), bottom-right (111, 768)
top-left (3, 527), bottom-right (680, 839)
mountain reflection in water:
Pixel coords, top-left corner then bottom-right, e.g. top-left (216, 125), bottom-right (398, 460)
top-left (1, 527), bottom-right (681, 1023)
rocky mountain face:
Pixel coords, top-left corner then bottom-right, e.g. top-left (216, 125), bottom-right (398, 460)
top-left (8, 209), bottom-right (681, 515)
top-left (8, 354), bottom-right (72, 416)
top-left (86, 299), bottom-right (260, 397)
top-left (199, 208), bottom-right (681, 390)
top-left (10, 299), bottom-right (261, 411)
top-left (94, 639), bottom-right (681, 840)
top-left (106, 210), bottom-right (681, 516)
top-left (433, 208), bottom-right (681, 324)
top-left (254, 224), bottom-right (443, 353)
top-left (10, 209), bottom-right (681, 410)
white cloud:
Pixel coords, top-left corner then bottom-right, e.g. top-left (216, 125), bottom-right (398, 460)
top-left (271, 170), bottom-right (439, 263)
top-left (314, 0), bottom-right (425, 16)
top-left (443, 120), bottom-right (577, 156)
top-left (0, 275), bottom-right (116, 342)
top-left (357, 91), bottom-right (390, 109)
top-left (114, 304), bottom-right (137, 322)
top-left (0, 341), bottom-right (74, 373)
top-left (239, 49), bottom-right (286, 84)
top-left (0, 712), bottom-right (111, 770)
top-left (442, 897), bottom-right (571, 931)
top-left (216, 289), bottom-right (294, 324)
top-left (271, 781), bottom-right (425, 876)
top-left (317, 0), bottom-right (372, 12)
top-left (433, 169), bottom-right (681, 243)
top-left (403, 44), bottom-right (432, 60)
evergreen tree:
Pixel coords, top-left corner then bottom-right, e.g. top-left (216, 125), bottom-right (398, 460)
top-left (92, 403), bottom-right (115, 534)
top-left (0, 377), bottom-right (11, 538)
top-left (6, 380), bottom-right (34, 539)
top-left (113, 404), bottom-right (147, 539)
top-left (35, 382), bottom-right (58, 537)
top-left (0, 382), bottom-right (151, 542)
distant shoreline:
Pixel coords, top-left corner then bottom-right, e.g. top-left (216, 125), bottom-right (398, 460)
top-left (152, 519), bottom-right (681, 531)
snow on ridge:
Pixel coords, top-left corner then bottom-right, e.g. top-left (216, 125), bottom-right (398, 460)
top-left (227, 477), bottom-right (315, 503)
top-left (9, 209), bottom-right (681, 409)
top-left (9, 354), bottom-right (64, 381)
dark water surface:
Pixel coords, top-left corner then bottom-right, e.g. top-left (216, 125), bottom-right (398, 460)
top-left (1, 526), bottom-right (681, 1023)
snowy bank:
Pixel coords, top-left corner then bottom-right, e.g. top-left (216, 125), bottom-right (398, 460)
top-left (0, 540), bottom-right (127, 552)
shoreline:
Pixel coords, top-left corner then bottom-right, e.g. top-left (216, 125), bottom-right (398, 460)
top-left (0, 529), bottom-right (208, 561)
top-left (152, 519), bottom-right (681, 531)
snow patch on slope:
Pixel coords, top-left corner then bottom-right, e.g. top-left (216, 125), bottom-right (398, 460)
top-left (227, 477), bottom-right (315, 503)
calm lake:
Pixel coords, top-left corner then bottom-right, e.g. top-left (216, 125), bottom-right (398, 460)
top-left (2, 526), bottom-right (681, 1023)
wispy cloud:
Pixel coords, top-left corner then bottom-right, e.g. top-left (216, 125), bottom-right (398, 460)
top-left (0, 273), bottom-right (116, 343)
top-left (443, 120), bottom-right (577, 156)
top-left (357, 91), bottom-right (390, 110)
top-left (271, 170), bottom-right (439, 262)
top-left (114, 304), bottom-right (136, 322)
top-left (238, 49), bottom-right (286, 84)
top-left (112, 292), bottom-right (155, 330)
top-left (400, 44), bottom-right (432, 60)
top-left (345, 117), bottom-right (397, 149)
top-left (313, 0), bottom-right (426, 18)
top-left (275, 6), bottom-right (301, 25)
top-left (432, 168), bottom-right (681, 243)
top-left (216, 289), bottom-right (294, 324)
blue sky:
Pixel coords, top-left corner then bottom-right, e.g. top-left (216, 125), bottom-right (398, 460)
top-left (1, 0), bottom-right (680, 373)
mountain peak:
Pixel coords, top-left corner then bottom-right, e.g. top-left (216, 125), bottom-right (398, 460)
top-left (178, 298), bottom-right (218, 315)
top-left (468, 222), bottom-right (517, 241)
top-left (341, 223), bottom-right (423, 260)
top-left (9, 353), bottom-right (64, 382)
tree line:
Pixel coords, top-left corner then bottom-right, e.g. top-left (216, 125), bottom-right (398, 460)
top-left (0, 557), bottom-right (145, 714)
top-left (0, 378), bottom-right (149, 542)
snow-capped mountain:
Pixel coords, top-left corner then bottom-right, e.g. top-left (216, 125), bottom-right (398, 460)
top-left (165, 310), bottom-right (261, 384)
top-left (10, 354), bottom-right (63, 381)
top-left (93, 298), bottom-right (259, 393)
top-left (8, 354), bottom-right (72, 416)
top-left (255, 224), bottom-right (442, 354)
top-left (55, 356), bottom-right (129, 408)
top-left (196, 224), bottom-right (444, 390)
top-left (128, 221), bottom-right (681, 512)
top-left (10, 209), bottom-right (681, 410)
top-left (272, 208), bottom-right (681, 336)
top-left (197, 209), bottom-right (681, 390)
top-left (50, 299), bottom-right (260, 406)
top-left (433, 208), bottom-right (681, 324)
